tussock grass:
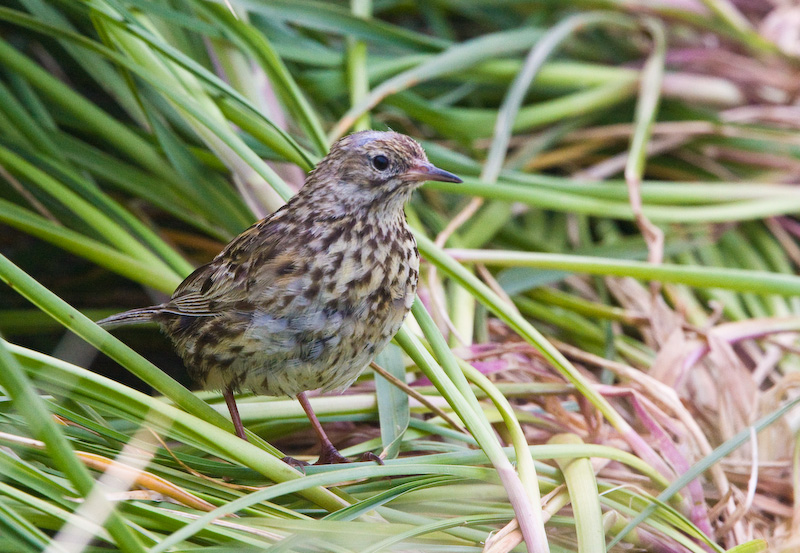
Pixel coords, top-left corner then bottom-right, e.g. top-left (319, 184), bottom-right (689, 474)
top-left (1, 1), bottom-right (798, 551)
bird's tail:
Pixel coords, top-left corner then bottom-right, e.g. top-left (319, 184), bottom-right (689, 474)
top-left (96, 306), bottom-right (163, 329)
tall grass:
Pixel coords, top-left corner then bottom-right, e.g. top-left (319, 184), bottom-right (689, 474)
top-left (1, 1), bottom-right (798, 551)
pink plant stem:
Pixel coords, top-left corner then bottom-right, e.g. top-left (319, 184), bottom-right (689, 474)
top-left (598, 385), bottom-right (715, 547)
top-left (627, 393), bottom-right (714, 542)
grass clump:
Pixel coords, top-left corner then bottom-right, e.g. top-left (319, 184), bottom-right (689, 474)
top-left (1, 1), bottom-right (798, 551)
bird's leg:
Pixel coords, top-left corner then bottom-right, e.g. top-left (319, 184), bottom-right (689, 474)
top-left (223, 387), bottom-right (248, 441)
top-left (296, 391), bottom-right (350, 465)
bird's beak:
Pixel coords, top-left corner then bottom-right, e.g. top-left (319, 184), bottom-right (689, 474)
top-left (405, 162), bottom-right (463, 183)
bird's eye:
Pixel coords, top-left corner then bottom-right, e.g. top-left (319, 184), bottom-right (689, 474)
top-left (371, 154), bottom-right (389, 171)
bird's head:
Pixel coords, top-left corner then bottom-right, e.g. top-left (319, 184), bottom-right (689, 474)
top-left (299, 131), bottom-right (462, 216)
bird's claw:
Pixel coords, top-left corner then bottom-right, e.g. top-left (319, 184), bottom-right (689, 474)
top-left (281, 456), bottom-right (311, 470)
top-left (360, 452), bottom-right (384, 465)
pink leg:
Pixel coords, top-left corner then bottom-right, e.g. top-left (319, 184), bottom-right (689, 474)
top-left (223, 387), bottom-right (247, 441)
top-left (296, 391), bottom-right (349, 464)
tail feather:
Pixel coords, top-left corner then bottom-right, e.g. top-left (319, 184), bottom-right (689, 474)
top-left (96, 306), bottom-right (163, 329)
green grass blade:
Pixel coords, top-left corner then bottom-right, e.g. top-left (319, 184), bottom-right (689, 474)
top-left (0, 338), bottom-right (148, 552)
top-left (373, 344), bottom-right (409, 460)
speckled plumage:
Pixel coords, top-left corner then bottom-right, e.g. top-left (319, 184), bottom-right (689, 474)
top-left (99, 130), bottom-right (461, 463)
top-left (163, 179), bottom-right (420, 397)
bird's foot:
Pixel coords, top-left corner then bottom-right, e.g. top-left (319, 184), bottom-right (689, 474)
top-left (314, 447), bottom-right (384, 465)
top-left (283, 446), bottom-right (384, 467)
top-left (315, 442), bottom-right (351, 465)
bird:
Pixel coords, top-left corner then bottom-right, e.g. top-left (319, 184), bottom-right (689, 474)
top-left (98, 130), bottom-right (462, 465)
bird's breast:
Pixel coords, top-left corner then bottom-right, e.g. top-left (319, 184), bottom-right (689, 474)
top-left (171, 214), bottom-right (420, 397)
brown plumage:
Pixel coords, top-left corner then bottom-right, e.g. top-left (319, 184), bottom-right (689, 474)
top-left (99, 130), bottom-right (461, 465)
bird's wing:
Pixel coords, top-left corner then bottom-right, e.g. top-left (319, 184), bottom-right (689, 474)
top-left (165, 213), bottom-right (289, 316)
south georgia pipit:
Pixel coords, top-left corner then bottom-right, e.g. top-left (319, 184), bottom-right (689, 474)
top-left (99, 130), bottom-right (462, 465)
